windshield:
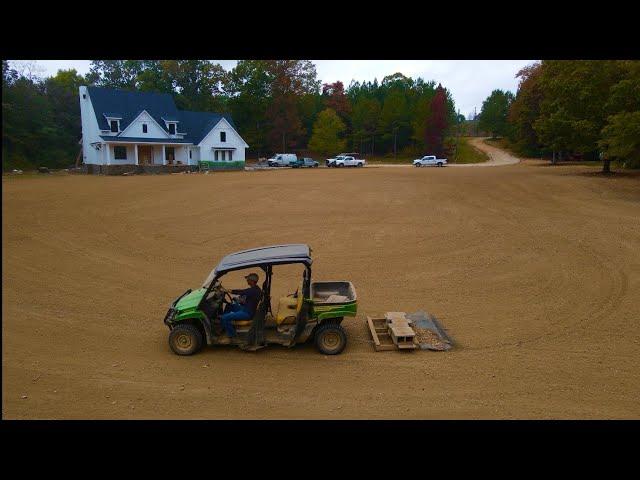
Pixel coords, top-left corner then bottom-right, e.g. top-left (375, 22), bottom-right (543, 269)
top-left (203, 269), bottom-right (218, 288)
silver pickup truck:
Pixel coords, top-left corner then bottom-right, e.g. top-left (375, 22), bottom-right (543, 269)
top-left (413, 155), bottom-right (447, 167)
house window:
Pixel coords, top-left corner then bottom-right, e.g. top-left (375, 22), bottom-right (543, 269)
top-left (189, 150), bottom-right (192, 159)
top-left (110, 120), bottom-right (119, 133)
top-left (114, 146), bottom-right (127, 160)
top-left (166, 147), bottom-right (175, 163)
top-left (142, 123), bottom-right (148, 133)
top-left (168, 123), bottom-right (176, 134)
top-left (228, 150), bottom-right (233, 161)
top-left (220, 131), bottom-right (226, 142)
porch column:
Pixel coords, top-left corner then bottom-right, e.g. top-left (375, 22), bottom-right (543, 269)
top-left (162, 145), bottom-right (166, 166)
top-left (105, 144), bottom-right (111, 165)
top-left (135, 144), bottom-right (139, 166)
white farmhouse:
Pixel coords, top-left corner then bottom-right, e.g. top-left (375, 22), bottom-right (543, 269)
top-left (79, 86), bottom-right (249, 174)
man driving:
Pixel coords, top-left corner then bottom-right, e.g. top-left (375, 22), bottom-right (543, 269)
top-left (217, 273), bottom-right (262, 344)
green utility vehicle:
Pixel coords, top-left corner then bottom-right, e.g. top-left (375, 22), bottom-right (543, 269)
top-left (163, 244), bottom-right (357, 355)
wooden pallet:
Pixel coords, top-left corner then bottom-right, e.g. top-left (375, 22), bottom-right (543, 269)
top-left (366, 314), bottom-right (417, 351)
top-left (366, 316), bottom-right (397, 351)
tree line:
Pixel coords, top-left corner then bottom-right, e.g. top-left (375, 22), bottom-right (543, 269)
top-left (477, 60), bottom-right (640, 171)
top-left (3, 60), bottom-right (462, 170)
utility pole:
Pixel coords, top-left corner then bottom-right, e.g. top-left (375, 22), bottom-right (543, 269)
top-left (474, 107), bottom-right (478, 136)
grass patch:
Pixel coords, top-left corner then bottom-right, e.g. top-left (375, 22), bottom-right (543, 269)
top-left (361, 155), bottom-right (416, 164)
top-left (453, 137), bottom-right (490, 164)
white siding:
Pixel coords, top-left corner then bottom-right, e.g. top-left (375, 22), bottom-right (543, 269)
top-left (106, 144), bottom-right (137, 165)
top-left (119, 111), bottom-right (169, 139)
top-left (198, 118), bottom-right (247, 162)
top-left (79, 86), bottom-right (104, 165)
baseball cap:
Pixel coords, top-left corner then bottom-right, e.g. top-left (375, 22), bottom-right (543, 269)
top-left (244, 273), bottom-right (259, 282)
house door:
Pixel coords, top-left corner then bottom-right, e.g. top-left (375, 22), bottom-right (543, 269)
top-left (138, 146), bottom-right (153, 165)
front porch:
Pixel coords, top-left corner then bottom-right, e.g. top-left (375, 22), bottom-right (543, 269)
top-left (102, 140), bottom-right (195, 167)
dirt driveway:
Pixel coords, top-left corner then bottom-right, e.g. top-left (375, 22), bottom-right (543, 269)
top-left (3, 149), bottom-right (639, 419)
top-left (371, 137), bottom-right (519, 168)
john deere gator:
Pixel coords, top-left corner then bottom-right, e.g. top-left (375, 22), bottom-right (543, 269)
top-left (163, 244), bottom-right (357, 355)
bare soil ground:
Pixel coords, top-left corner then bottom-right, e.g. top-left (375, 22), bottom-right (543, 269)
top-left (3, 145), bottom-right (640, 419)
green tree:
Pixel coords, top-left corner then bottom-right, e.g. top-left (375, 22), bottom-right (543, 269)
top-left (225, 60), bottom-right (272, 157)
top-left (351, 97), bottom-right (381, 155)
top-left (478, 89), bottom-right (514, 138)
top-left (87, 60), bottom-right (146, 89)
top-left (308, 108), bottom-right (347, 155)
top-left (599, 61), bottom-right (640, 170)
top-left (378, 90), bottom-right (409, 158)
top-left (533, 60), bottom-right (621, 164)
top-left (44, 69), bottom-right (86, 165)
top-left (599, 112), bottom-right (640, 171)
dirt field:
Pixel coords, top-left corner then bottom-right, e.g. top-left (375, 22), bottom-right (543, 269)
top-left (3, 143), bottom-right (640, 419)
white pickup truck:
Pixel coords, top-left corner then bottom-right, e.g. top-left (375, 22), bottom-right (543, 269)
top-left (413, 155), bottom-right (447, 167)
top-left (328, 155), bottom-right (366, 168)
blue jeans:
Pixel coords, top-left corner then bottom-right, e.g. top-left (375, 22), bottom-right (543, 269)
top-left (220, 302), bottom-right (251, 337)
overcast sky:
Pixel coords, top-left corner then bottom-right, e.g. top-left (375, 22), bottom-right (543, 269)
top-left (26, 60), bottom-right (534, 118)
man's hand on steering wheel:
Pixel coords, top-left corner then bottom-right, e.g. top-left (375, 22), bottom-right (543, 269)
top-left (217, 286), bottom-right (233, 303)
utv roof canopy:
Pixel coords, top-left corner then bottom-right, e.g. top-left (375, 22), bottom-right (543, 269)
top-left (214, 244), bottom-right (312, 275)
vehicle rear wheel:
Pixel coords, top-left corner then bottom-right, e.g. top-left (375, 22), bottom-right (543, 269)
top-left (437, 162), bottom-right (443, 167)
top-left (338, 163), bottom-right (344, 168)
top-left (357, 162), bottom-right (363, 167)
top-left (315, 323), bottom-right (347, 355)
top-left (169, 323), bottom-right (203, 356)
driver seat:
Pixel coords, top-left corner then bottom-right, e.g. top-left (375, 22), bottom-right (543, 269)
top-left (231, 287), bottom-right (265, 330)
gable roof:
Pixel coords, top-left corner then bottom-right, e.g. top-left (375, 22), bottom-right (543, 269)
top-left (86, 86), bottom-right (243, 145)
top-left (88, 87), bottom-right (178, 134)
top-left (177, 110), bottom-right (238, 145)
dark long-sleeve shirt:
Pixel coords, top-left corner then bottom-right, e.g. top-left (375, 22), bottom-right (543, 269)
top-left (231, 286), bottom-right (262, 317)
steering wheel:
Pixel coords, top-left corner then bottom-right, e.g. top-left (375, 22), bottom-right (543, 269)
top-left (219, 287), bottom-right (233, 303)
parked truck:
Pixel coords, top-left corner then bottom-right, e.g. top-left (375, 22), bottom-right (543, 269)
top-left (327, 153), bottom-right (366, 168)
top-left (413, 155), bottom-right (447, 167)
top-left (268, 153), bottom-right (297, 167)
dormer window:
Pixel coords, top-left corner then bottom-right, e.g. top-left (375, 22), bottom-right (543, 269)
top-left (220, 131), bottom-right (226, 142)
top-left (168, 123), bottom-right (176, 135)
top-left (110, 120), bottom-right (120, 133)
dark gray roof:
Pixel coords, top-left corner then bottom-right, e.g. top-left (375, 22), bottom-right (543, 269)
top-left (177, 110), bottom-right (238, 144)
top-left (100, 136), bottom-right (192, 144)
top-left (214, 244), bottom-right (312, 274)
top-left (88, 87), bottom-right (178, 134)
top-left (87, 87), bottom-right (237, 145)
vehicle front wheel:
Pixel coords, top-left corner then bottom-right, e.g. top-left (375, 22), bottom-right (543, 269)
top-left (415, 163), bottom-right (421, 167)
top-left (169, 323), bottom-right (203, 356)
top-left (315, 323), bottom-right (347, 355)
top-left (437, 162), bottom-right (443, 167)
